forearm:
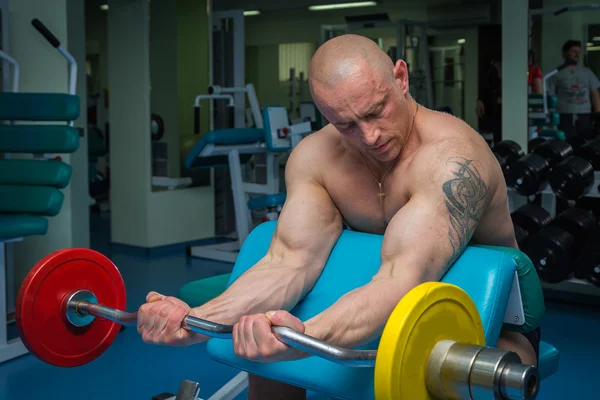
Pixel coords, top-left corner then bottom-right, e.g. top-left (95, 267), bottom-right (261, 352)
top-left (591, 89), bottom-right (600, 112)
top-left (304, 276), bottom-right (420, 349)
top-left (533, 79), bottom-right (543, 95)
top-left (190, 258), bottom-right (311, 325)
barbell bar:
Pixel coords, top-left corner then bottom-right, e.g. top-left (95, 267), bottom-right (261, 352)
top-left (16, 248), bottom-right (539, 400)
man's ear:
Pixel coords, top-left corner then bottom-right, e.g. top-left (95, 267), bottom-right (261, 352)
top-left (393, 60), bottom-right (409, 95)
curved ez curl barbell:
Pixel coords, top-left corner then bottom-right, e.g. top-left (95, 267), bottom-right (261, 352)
top-left (16, 248), bottom-right (539, 400)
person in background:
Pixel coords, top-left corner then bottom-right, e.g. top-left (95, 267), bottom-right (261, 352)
top-left (529, 50), bottom-right (543, 94)
top-left (476, 59), bottom-right (502, 144)
top-left (547, 40), bottom-right (600, 139)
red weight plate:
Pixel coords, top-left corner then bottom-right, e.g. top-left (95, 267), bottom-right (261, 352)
top-left (16, 248), bottom-right (126, 367)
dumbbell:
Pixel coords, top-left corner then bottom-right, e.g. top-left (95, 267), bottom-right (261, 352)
top-left (527, 137), bottom-right (548, 153)
top-left (549, 138), bottom-right (600, 200)
top-left (493, 140), bottom-right (525, 176)
top-left (578, 234), bottom-right (600, 287)
top-left (524, 207), bottom-right (598, 283)
top-left (510, 204), bottom-right (553, 248)
top-left (16, 248), bottom-right (540, 400)
top-left (506, 139), bottom-right (574, 196)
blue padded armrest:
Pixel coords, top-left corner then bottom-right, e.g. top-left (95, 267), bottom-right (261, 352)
top-left (207, 222), bottom-right (516, 400)
top-left (247, 193), bottom-right (287, 210)
top-left (183, 128), bottom-right (265, 169)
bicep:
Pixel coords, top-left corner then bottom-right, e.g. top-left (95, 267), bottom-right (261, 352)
top-left (264, 148), bottom-right (343, 277)
top-left (378, 156), bottom-right (490, 282)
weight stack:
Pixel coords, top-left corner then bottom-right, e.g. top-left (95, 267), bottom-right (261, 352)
top-left (507, 139), bottom-right (573, 196)
top-left (579, 234), bottom-right (600, 287)
top-left (510, 204), bottom-right (553, 248)
top-left (524, 208), bottom-right (598, 283)
top-left (549, 138), bottom-right (600, 200)
top-left (493, 140), bottom-right (525, 176)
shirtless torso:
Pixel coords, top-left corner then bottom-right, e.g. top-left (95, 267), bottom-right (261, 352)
top-left (301, 106), bottom-right (516, 249)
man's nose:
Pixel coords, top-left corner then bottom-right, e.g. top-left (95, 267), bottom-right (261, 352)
top-left (360, 123), bottom-right (380, 146)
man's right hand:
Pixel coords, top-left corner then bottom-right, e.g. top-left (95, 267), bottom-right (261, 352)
top-left (137, 291), bottom-right (207, 347)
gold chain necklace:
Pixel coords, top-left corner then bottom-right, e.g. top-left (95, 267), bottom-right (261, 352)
top-left (359, 102), bottom-right (419, 209)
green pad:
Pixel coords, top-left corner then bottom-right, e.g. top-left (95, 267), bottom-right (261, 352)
top-left (0, 93), bottom-right (80, 121)
top-left (179, 273), bottom-right (231, 307)
top-left (0, 125), bottom-right (80, 153)
top-left (539, 129), bottom-right (566, 141)
top-left (532, 111), bottom-right (560, 127)
top-left (0, 185), bottom-right (64, 216)
top-left (0, 215), bottom-right (48, 239)
top-left (475, 245), bottom-right (546, 334)
top-left (0, 160), bottom-right (72, 188)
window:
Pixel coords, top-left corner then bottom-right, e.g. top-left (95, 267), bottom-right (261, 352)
top-left (278, 43), bottom-right (315, 82)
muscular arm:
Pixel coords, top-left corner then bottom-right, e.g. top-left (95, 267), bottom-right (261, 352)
top-left (304, 151), bottom-right (491, 349)
top-left (591, 89), bottom-right (600, 113)
top-left (190, 138), bottom-right (343, 327)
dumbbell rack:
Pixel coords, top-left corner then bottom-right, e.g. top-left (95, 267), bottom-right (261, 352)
top-left (508, 171), bottom-right (600, 299)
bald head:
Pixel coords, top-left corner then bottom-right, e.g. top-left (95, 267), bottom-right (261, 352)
top-left (308, 34), bottom-right (395, 92)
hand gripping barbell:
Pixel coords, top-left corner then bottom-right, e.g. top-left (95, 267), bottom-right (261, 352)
top-left (16, 248), bottom-right (539, 400)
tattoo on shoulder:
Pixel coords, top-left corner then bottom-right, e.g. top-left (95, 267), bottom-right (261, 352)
top-left (443, 157), bottom-right (489, 261)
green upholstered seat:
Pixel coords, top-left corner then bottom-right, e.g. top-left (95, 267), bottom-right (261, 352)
top-left (0, 93), bottom-right (80, 121)
top-left (179, 273), bottom-right (232, 307)
top-left (0, 159), bottom-right (72, 188)
top-left (0, 125), bottom-right (80, 153)
top-left (0, 214), bottom-right (48, 240)
top-left (0, 185), bottom-right (64, 216)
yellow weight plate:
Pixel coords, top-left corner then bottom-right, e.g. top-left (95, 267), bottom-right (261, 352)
top-left (374, 282), bottom-right (486, 400)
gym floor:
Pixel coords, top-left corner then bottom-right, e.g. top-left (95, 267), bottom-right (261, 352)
top-left (0, 212), bottom-right (598, 399)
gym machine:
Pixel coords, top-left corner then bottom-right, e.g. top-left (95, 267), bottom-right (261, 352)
top-left (0, 18), bottom-right (80, 363)
top-left (16, 247), bottom-right (540, 400)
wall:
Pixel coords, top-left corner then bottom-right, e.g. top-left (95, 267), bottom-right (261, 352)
top-left (85, 4), bottom-right (108, 92)
top-left (177, 0), bottom-right (211, 160)
top-left (8, 0), bottom-right (89, 289)
top-left (150, 0), bottom-right (180, 178)
top-left (108, 0), bottom-right (152, 247)
top-left (502, 0), bottom-right (529, 149)
top-left (109, 0), bottom-right (214, 248)
top-left (540, 0), bottom-right (600, 73)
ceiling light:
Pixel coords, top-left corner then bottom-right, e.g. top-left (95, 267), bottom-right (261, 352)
top-left (308, 2), bottom-right (377, 11)
top-left (100, 4), bottom-right (109, 11)
top-left (243, 10), bottom-right (260, 16)
top-left (457, 38), bottom-right (466, 44)
top-left (593, 36), bottom-right (600, 41)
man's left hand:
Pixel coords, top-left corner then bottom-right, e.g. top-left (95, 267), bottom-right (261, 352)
top-left (232, 310), bottom-right (306, 362)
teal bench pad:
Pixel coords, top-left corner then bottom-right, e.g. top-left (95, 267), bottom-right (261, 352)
top-left (0, 215), bottom-right (48, 240)
top-left (0, 93), bottom-right (80, 121)
top-left (207, 222), bottom-right (517, 400)
top-left (247, 193), bottom-right (286, 210)
top-left (184, 128), bottom-right (265, 169)
top-left (0, 185), bottom-right (64, 216)
top-left (0, 125), bottom-right (80, 153)
top-left (0, 160), bottom-right (72, 188)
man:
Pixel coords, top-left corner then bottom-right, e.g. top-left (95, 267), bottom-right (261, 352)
top-left (529, 50), bottom-right (543, 94)
top-left (476, 58), bottom-right (502, 144)
top-left (548, 39), bottom-right (600, 139)
top-left (136, 35), bottom-right (540, 399)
